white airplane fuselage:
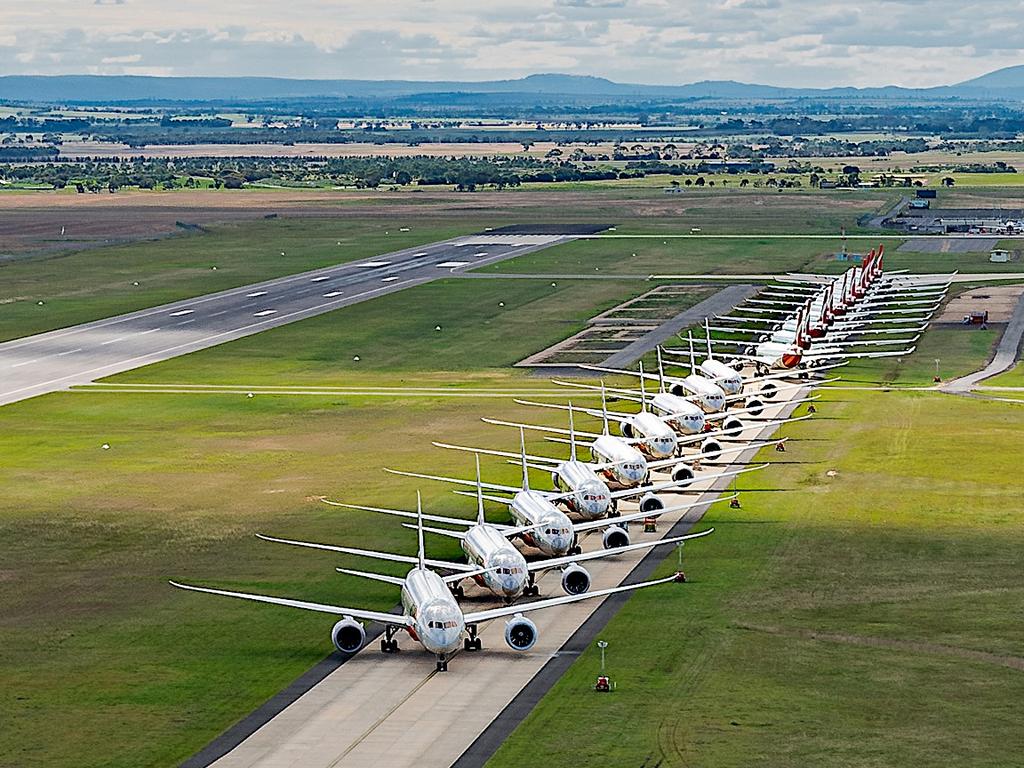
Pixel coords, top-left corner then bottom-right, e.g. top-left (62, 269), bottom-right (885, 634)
top-left (679, 374), bottom-right (727, 413)
top-left (461, 525), bottom-right (529, 598)
top-left (551, 460), bottom-right (612, 519)
top-left (509, 490), bottom-right (575, 556)
top-left (401, 569), bottom-right (466, 655)
top-left (589, 434), bottom-right (648, 489)
top-left (620, 411), bottom-right (678, 459)
top-left (649, 392), bottom-right (707, 435)
top-left (699, 359), bottom-right (744, 394)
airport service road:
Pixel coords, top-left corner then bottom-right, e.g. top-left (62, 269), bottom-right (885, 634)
top-left (190, 384), bottom-right (808, 768)
top-left (0, 234), bottom-right (573, 407)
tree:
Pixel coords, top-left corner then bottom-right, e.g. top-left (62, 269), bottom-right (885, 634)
top-left (942, 176), bottom-right (956, 187)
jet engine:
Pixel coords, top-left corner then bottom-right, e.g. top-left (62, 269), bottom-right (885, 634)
top-left (700, 437), bottom-right (724, 459)
top-left (331, 617), bottom-right (366, 654)
top-left (637, 491), bottom-right (666, 514)
top-left (602, 524), bottom-right (630, 549)
top-left (744, 397), bottom-right (765, 416)
top-left (722, 416), bottom-right (745, 437)
top-left (560, 563), bottom-right (591, 595)
top-left (620, 422), bottom-right (634, 438)
top-left (504, 614), bottom-right (538, 651)
top-left (670, 463), bottom-right (695, 485)
top-left (759, 381), bottom-right (779, 400)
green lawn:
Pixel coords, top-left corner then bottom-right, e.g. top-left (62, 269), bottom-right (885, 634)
top-left (486, 390), bottom-right (1024, 768)
top-left (0, 218), bottom-right (475, 342)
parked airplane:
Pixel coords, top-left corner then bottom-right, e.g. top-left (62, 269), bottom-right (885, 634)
top-left (171, 493), bottom-right (696, 671)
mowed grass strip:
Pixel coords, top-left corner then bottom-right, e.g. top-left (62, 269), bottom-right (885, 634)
top-left (486, 391), bottom-right (1024, 768)
top-left (109, 277), bottom-right (690, 384)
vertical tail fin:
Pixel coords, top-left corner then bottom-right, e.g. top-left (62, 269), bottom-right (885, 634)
top-left (600, 381), bottom-right (610, 435)
top-left (687, 330), bottom-right (696, 372)
top-left (705, 317), bottom-right (713, 360)
top-left (568, 401), bottom-right (578, 461)
top-left (416, 490), bottom-right (426, 571)
top-left (474, 453), bottom-right (485, 524)
top-left (638, 361), bottom-right (648, 411)
top-left (656, 346), bottom-right (667, 392)
top-left (519, 426), bottom-right (530, 491)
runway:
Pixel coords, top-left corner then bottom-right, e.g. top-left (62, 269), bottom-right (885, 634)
top-left (0, 233), bottom-right (584, 407)
top-left (181, 382), bottom-right (809, 768)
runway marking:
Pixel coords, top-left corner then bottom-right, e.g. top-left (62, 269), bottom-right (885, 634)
top-left (168, 310), bottom-right (193, 317)
top-left (412, 252), bottom-right (429, 257)
top-left (323, 291), bottom-right (344, 298)
top-left (474, 252), bottom-right (489, 257)
top-left (1, 276), bottom-right (432, 401)
top-left (57, 348), bottom-right (82, 357)
top-left (135, 327), bottom-right (161, 336)
top-left (11, 359), bottom-right (38, 368)
top-left (436, 261), bottom-right (470, 268)
top-left (253, 310), bottom-right (278, 317)
top-left (100, 337), bottom-right (125, 346)
top-left (311, 276), bottom-right (330, 282)
top-left (176, 319), bottom-right (195, 326)
top-left (209, 310), bottom-right (230, 317)
top-left (246, 291), bottom-right (268, 298)
top-left (381, 276), bottom-right (399, 283)
top-left (359, 261), bottom-right (391, 267)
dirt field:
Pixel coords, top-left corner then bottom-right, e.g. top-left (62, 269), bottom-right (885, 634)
top-left (937, 284), bottom-right (1024, 323)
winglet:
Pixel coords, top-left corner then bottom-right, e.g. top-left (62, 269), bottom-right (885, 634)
top-left (416, 490), bottom-right (426, 571)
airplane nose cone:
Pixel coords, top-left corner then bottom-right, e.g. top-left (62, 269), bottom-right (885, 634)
top-left (709, 395), bottom-right (725, 411)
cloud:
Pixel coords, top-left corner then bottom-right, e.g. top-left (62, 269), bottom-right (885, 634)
top-left (0, 1), bottom-right (1021, 87)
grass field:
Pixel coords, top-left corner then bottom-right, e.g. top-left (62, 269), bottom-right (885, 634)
top-left (486, 388), bottom-right (1024, 767)
top-left (3, 188), bottom-right (1021, 767)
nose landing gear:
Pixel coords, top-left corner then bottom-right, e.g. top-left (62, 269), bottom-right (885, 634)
top-left (463, 624), bottom-right (483, 651)
top-left (436, 654), bottom-right (449, 672)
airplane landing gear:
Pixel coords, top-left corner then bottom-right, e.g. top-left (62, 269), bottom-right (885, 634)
top-left (436, 655), bottom-right (449, 672)
top-left (464, 625), bottom-right (482, 651)
top-left (381, 626), bottom-right (399, 654)
top-left (523, 576), bottom-right (540, 597)
top-left (451, 584), bottom-right (465, 599)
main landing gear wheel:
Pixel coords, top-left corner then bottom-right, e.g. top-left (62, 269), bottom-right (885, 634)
top-left (524, 583), bottom-right (540, 597)
top-left (381, 626), bottom-right (399, 653)
top-left (451, 584), bottom-right (465, 599)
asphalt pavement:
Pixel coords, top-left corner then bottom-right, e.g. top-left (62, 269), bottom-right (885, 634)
top-left (0, 233), bottom-right (578, 407)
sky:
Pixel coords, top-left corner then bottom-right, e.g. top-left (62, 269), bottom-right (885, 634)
top-left (1, 0), bottom-right (1022, 87)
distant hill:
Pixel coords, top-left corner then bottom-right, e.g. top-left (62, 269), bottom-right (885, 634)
top-left (0, 68), bottom-right (1020, 104)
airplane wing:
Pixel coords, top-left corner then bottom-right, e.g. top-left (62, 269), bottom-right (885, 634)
top-left (647, 440), bottom-right (783, 470)
top-left (322, 498), bottom-right (502, 529)
top-left (525, 527), bottom-right (714, 572)
top-left (432, 440), bottom-right (562, 467)
top-left (255, 533), bottom-right (479, 573)
top-left (463, 573), bottom-right (681, 624)
top-left (804, 346), bottom-right (916, 362)
top-left (616, 462), bottom-right (768, 494)
top-left (572, 495), bottom-right (734, 534)
top-left (169, 581), bottom-right (411, 626)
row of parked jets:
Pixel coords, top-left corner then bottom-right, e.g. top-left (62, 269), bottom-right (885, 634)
top-left (172, 245), bottom-right (951, 671)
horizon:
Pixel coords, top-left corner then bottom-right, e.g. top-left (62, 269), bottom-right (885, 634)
top-left (3, 1), bottom-right (1024, 89)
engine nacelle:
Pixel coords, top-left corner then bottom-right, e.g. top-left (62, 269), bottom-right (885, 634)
top-left (700, 437), bottom-right (724, 459)
top-left (619, 421), bottom-right (633, 438)
top-left (331, 617), bottom-right (366, 654)
top-left (722, 416), bottom-right (745, 437)
top-left (744, 397), bottom-right (765, 417)
top-left (638, 491), bottom-right (666, 514)
top-left (504, 614), bottom-right (538, 651)
top-left (759, 381), bottom-right (779, 400)
top-left (560, 563), bottom-right (591, 595)
top-left (602, 524), bottom-right (630, 549)
top-left (670, 463), bottom-right (695, 485)
top-left (670, 383), bottom-right (686, 397)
